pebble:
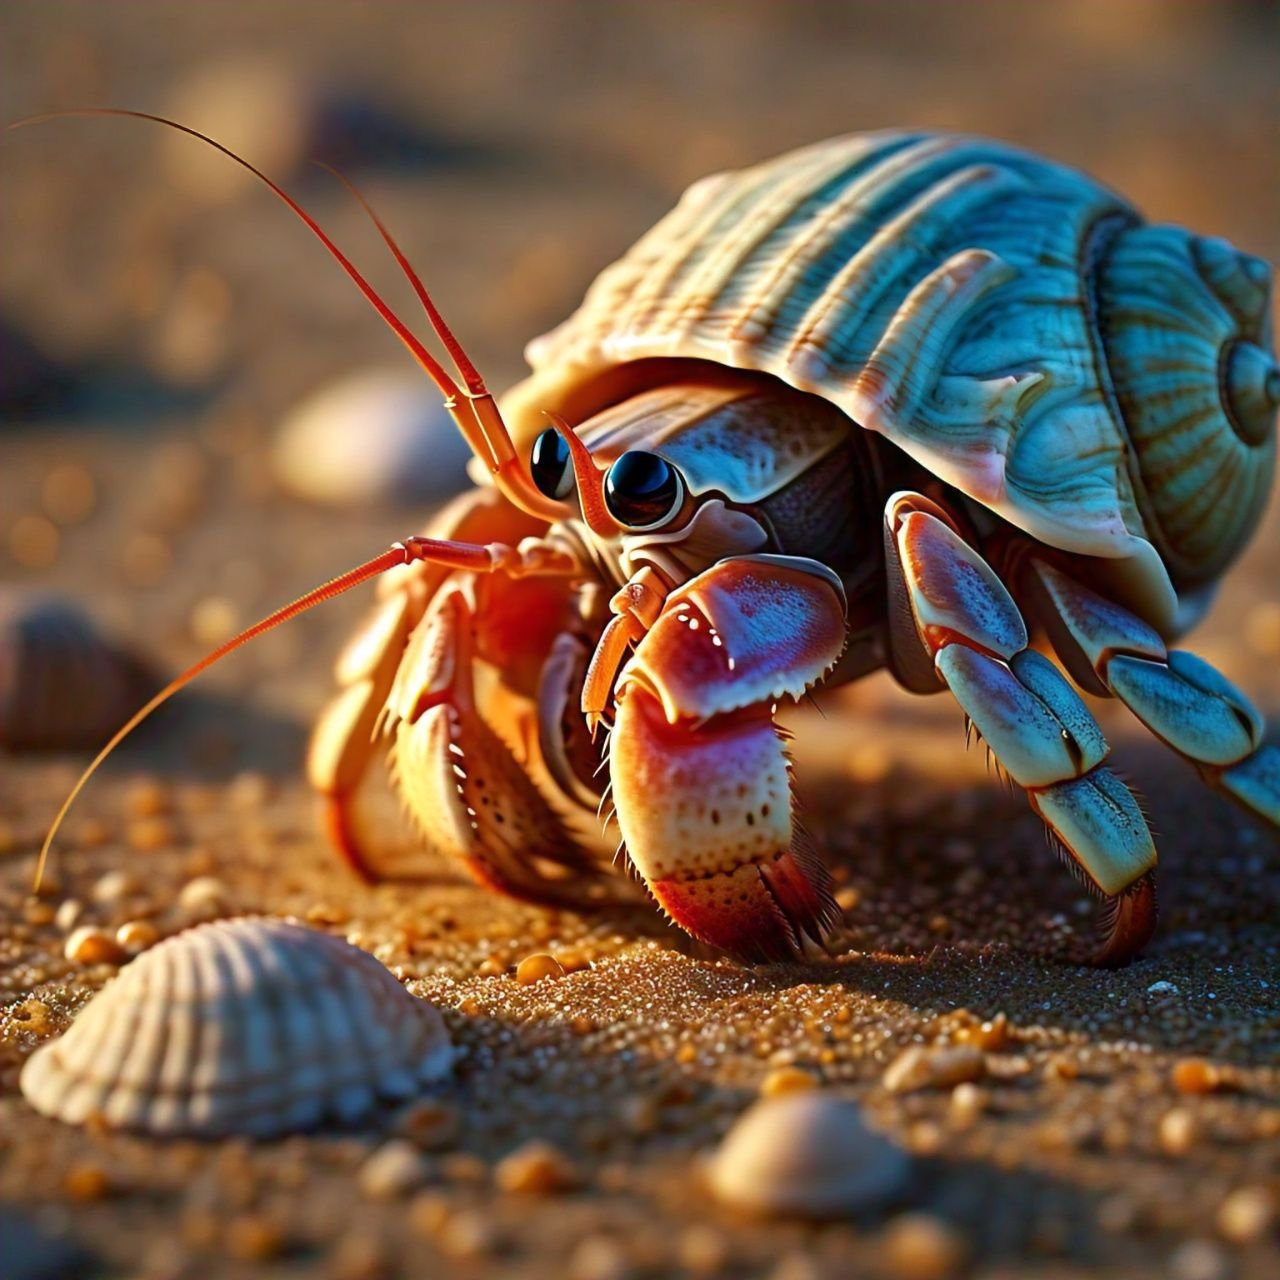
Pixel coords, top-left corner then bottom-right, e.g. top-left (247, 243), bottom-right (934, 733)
top-left (330, 1234), bottom-right (392, 1280)
top-left (54, 899), bottom-right (84, 932)
top-left (394, 1098), bottom-right (460, 1150)
top-left (126, 816), bottom-right (178, 852)
top-left (123, 778), bottom-right (170, 818)
top-left (708, 1092), bottom-right (911, 1218)
top-left (177, 876), bottom-right (233, 920)
top-left (1158, 1107), bottom-right (1200, 1157)
top-left (407, 1191), bottom-right (451, 1238)
top-left (760, 1065), bottom-right (820, 1097)
top-left (150, 267), bottom-right (232, 386)
top-left (849, 743), bottom-right (892, 783)
top-left (676, 1224), bottom-right (730, 1274)
top-left (162, 56), bottom-right (314, 202)
top-left (144, 443), bottom-right (211, 531)
top-left (835, 886), bottom-right (861, 911)
top-left (41, 464), bottom-right (97, 526)
top-left (22, 898), bottom-right (56, 926)
top-left (620, 1094), bottom-right (660, 1135)
top-left (189, 595), bottom-right (240, 648)
top-left (359, 1139), bottom-right (431, 1199)
top-left (75, 818), bottom-right (112, 849)
top-left (437, 1208), bottom-right (499, 1259)
top-left (63, 1162), bottom-right (112, 1201)
top-left (1169, 1239), bottom-right (1232, 1280)
top-left (880, 1214), bottom-right (968, 1279)
top-left (1172, 1058), bottom-right (1228, 1095)
top-left (11, 998), bottom-right (55, 1037)
top-left (516, 953), bottom-right (565, 985)
top-left (224, 1214), bottom-right (286, 1262)
top-left (494, 1140), bottom-right (580, 1195)
top-left (768, 1254), bottom-right (825, 1280)
top-left (227, 772), bottom-right (273, 809)
top-left (441, 1153), bottom-right (487, 1185)
top-left (949, 1081), bottom-right (987, 1127)
top-left (63, 925), bottom-right (125, 967)
top-left (1044, 1054), bottom-right (1079, 1082)
top-left (272, 369), bottom-right (471, 507)
top-left (882, 1044), bottom-right (986, 1094)
top-left (116, 919), bottom-right (160, 953)
top-left (1244, 601), bottom-right (1280, 657)
top-left (1216, 1185), bottom-right (1275, 1243)
top-left (90, 869), bottom-right (141, 904)
top-left (569, 1235), bottom-right (633, 1280)
top-left (952, 1012), bottom-right (1009, 1052)
top-left (8, 514), bottom-right (60, 569)
top-left (120, 533), bottom-right (173, 586)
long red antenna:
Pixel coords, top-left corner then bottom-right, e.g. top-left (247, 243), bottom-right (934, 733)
top-left (313, 160), bottom-right (567, 517)
top-left (314, 162), bottom-right (485, 396)
top-left (7, 110), bottom-right (461, 401)
top-left (33, 545), bottom-right (410, 891)
top-left (7, 108), bottom-right (567, 520)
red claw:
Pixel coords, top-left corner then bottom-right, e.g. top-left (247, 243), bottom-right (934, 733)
top-left (610, 686), bottom-right (838, 963)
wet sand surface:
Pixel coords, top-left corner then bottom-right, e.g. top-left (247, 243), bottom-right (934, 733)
top-left (1, 3), bottom-right (1278, 1277)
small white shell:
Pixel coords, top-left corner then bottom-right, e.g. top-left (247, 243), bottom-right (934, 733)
top-left (20, 918), bottom-right (452, 1138)
top-left (272, 368), bottom-right (471, 507)
top-left (708, 1092), bottom-right (911, 1218)
top-left (161, 57), bottom-right (314, 202)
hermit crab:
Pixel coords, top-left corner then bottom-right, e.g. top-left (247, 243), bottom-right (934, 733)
top-left (37, 119), bottom-right (1280, 966)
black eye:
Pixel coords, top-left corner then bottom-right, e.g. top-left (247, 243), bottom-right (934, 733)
top-left (604, 451), bottom-right (683, 529)
top-left (530, 427), bottom-right (574, 500)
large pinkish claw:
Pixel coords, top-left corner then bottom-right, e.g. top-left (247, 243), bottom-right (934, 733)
top-left (609, 685), bottom-right (838, 962)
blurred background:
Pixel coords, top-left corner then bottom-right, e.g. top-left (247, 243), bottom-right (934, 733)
top-left (1, 0), bottom-right (1278, 752)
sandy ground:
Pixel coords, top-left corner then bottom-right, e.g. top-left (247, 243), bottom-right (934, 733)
top-left (1, 3), bottom-right (1279, 1277)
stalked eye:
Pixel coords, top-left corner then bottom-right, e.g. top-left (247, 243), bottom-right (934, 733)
top-left (530, 427), bottom-right (575, 500)
top-left (604, 450), bottom-right (684, 529)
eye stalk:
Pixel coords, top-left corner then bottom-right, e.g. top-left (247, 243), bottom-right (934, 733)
top-left (604, 451), bottom-right (684, 530)
top-left (530, 427), bottom-right (575, 500)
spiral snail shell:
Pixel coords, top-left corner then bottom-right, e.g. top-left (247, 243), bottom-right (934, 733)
top-left (504, 130), bottom-right (1277, 630)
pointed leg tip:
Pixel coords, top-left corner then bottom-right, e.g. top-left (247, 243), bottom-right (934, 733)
top-left (1086, 872), bottom-right (1158, 968)
top-left (1218, 743), bottom-right (1280, 827)
top-left (320, 794), bottom-right (380, 883)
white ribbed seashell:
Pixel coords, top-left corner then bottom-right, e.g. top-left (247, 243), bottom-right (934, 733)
top-left (707, 1092), bottom-right (911, 1217)
top-left (19, 918), bottom-right (452, 1138)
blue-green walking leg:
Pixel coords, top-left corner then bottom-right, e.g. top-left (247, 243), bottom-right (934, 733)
top-left (883, 492), bottom-right (1158, 967)
top-left (1021, 558), bottom-right (1280, 828)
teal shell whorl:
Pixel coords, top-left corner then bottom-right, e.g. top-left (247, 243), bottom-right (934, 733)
top-left (502, 130), bottom-right (1279, 624)
top-left (1094, 225), bottom-right (1278, 588)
